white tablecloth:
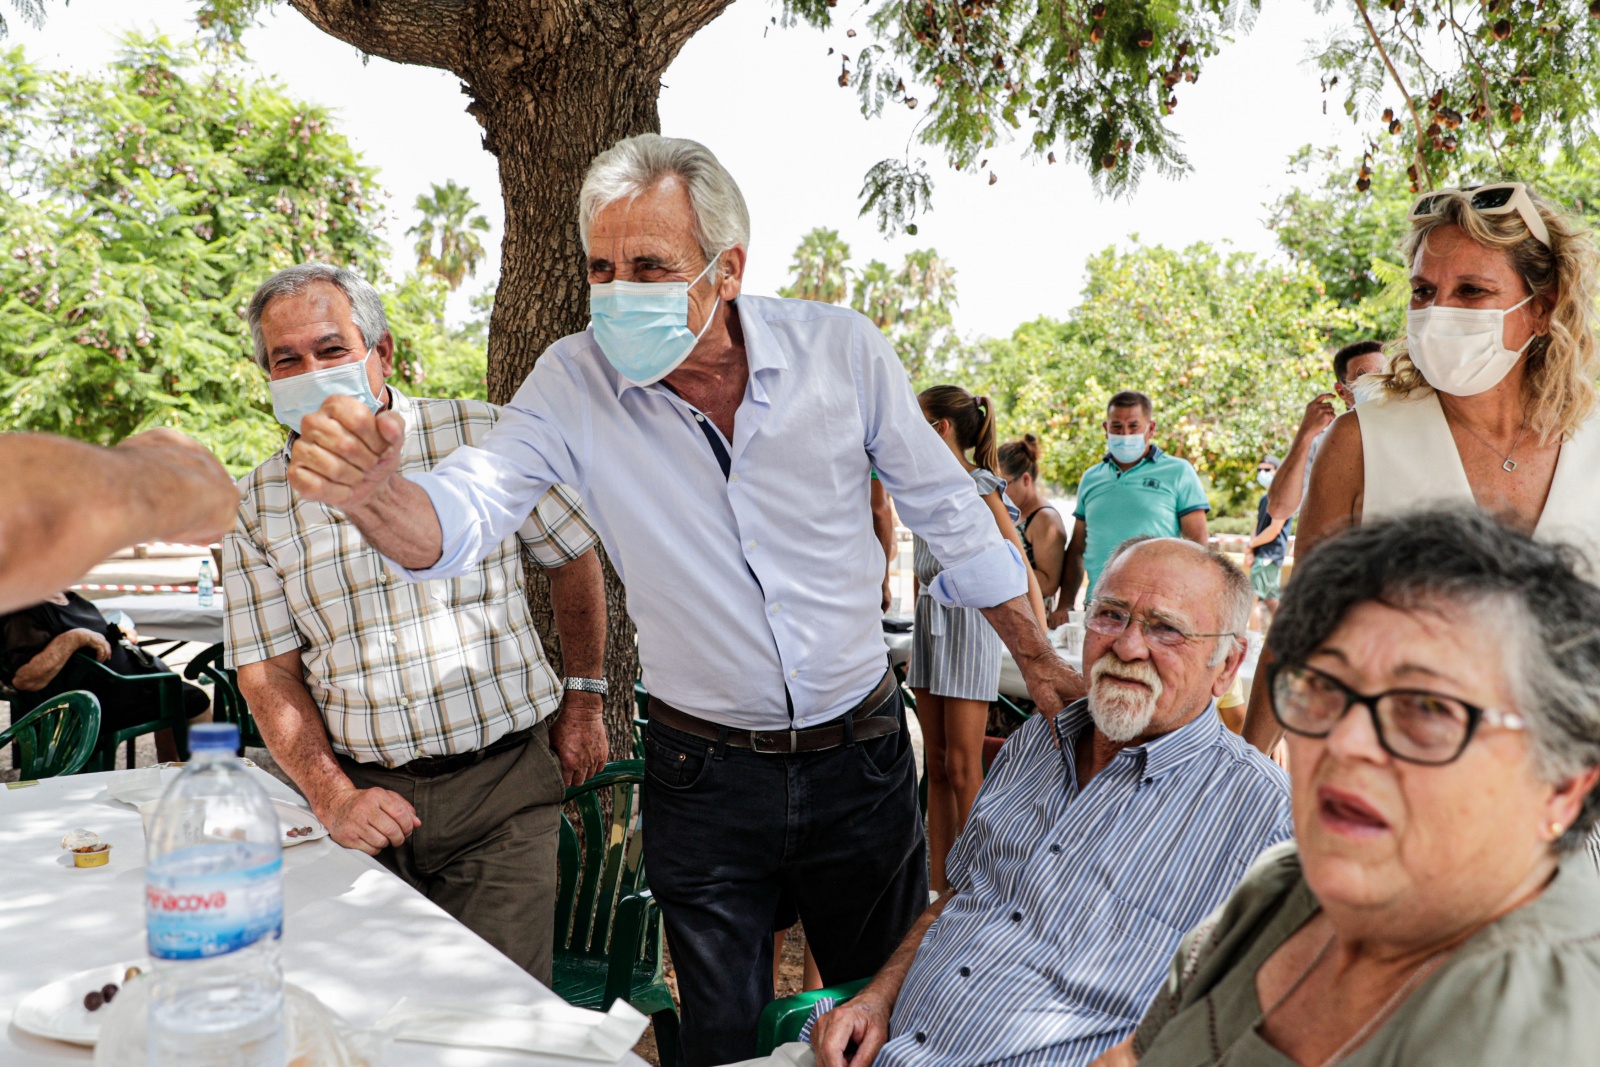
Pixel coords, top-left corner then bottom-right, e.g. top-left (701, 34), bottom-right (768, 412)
top-left (0, 768), bottom-right (648, 1066)
top-left (91, 593), bottom-right (224, 645)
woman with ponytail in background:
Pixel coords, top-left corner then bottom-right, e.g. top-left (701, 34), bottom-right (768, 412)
top-left (999, 434), bottom-right (1068, 616)
top-left (912, 385), bottom-right (1047, 890)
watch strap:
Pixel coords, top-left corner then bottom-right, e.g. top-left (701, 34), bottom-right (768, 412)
top-left (564, 676), bottom-right (609, 696)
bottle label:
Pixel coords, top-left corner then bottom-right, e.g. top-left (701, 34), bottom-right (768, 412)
top-left (146, 850), bottom-right (283, 960)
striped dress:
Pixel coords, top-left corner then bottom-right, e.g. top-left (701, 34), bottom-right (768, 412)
top-left (907, 467), bottom-right (1018, 701)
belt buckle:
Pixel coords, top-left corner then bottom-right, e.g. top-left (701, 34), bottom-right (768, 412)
top-left (750, 730), bottom-right (799, 754)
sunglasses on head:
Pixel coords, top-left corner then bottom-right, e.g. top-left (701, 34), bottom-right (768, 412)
top-left (1409, 182), bottom-right (1550, 248)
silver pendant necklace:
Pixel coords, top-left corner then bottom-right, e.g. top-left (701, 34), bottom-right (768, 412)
top-left (1454, 417), bottom-right (1528, 473)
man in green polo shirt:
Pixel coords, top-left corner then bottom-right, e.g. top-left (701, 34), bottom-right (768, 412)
top-left (1061, 390), bottom-right (1210, 609)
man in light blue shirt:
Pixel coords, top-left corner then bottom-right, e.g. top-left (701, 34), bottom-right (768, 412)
top-left (810, 538), bottom-right (1290, 1067)
top-left (284, 134), bottom-right (1083, 1067)
top-left (1062, 390), bottom-right (1210, 611)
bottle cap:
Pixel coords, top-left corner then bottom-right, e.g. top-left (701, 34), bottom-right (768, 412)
top-left (189, 722), bottom-right (239, 751)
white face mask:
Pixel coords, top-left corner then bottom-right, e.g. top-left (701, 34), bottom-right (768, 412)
top-left (1406, 296), bottom-right (1534, 397)
top-left (1257, 470), bottom-right (1275, 489)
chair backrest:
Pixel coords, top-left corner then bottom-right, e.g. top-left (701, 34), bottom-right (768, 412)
top-left (0, 691), bottom-right (102, 778)
top-left (184, 642), bottom-right (260, 747)
top-left (555, 761), bottom-right (648, 958)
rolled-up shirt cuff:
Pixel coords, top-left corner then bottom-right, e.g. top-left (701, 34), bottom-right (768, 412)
top-left (926, 540), bottom-right (1029, 609)
top-left (385, 472), bottom-right (481, 582)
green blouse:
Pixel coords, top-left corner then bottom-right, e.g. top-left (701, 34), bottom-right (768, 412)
top-left (1132, 842), bottom-right (1600, 1066)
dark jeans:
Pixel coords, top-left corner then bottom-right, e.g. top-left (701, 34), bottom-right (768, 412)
top-left (643, 684), bottom-right (928, 1067)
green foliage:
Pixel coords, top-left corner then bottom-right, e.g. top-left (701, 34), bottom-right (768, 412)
top-left (407, 179), bottom-right (490, 291)
top-left (791, 0), bottom-right (1259, 231)
top-left (779, 228), bottom-right (853, 303)
top-left (958, 241), bottom-right (1370, 513)
top-left (385, 273), bottom-right (489, 402)
top-left (0, 37), bottom-right (386, 471)
top-left (1312, 0), bottom-right (1600, 196)
top-left (780, 227), bottom-right (961, 383)
top-left (0, 37), bottom-right (486, 472)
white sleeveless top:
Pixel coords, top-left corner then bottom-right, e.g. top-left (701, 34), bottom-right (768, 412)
top-left (1357, 390), bottom-right (1600, 574)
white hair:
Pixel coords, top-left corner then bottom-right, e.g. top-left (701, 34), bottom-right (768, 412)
top-left (247, 263), bottom-right (388, 371)
top-left (578, 134), bottom-right (751, 268)
top-left (1093, 536), bottom-right (1252, 666)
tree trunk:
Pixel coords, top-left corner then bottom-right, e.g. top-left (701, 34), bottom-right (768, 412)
top-left (285, 0), bottom-right (737, 762)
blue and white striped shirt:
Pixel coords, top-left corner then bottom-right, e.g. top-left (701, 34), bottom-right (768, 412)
top-left (876, 700), bottom-right (1291, 1067)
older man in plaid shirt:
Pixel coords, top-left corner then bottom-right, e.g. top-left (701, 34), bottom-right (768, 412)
top-left (224, 264), bottom-right (607, 982)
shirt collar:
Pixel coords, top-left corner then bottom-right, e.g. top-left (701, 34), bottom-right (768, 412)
top-left (1052, 695), bottom-right (1225, 781)
top-left (609, 297), bottom-right (787, 401)
top-left (283, 383), bottom-right (406, 458)
top-left (1101, 443), bottom-right (1163, 468)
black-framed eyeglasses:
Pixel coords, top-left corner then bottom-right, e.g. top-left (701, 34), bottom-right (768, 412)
top-left (1268, 662), bottom-right (1526, 766)
top-left (1085, 601), bottom-right (1238, 650)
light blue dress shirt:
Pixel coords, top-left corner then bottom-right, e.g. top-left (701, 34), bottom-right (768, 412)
top-left (398, 295), bottom-right (1027, 730)
top-left (857, 700), bottom-right (1291, 1067)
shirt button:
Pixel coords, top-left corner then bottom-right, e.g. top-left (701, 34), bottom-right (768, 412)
top-left (770, 604), bottom-right (781, 614)
top-left (914, 1033), bottom-right (927, 1044)
top-left (748, 540), bottom-right (758, 550)
top-left (789, 669), bottom-right (798, 679)
top-left (398, 697), bottom-right (410, 708)
top-left (378, 573), bottom-right (388, 584)
top-left (694, 413), bottom-right (705, 423)
top-left (1049, 843), bottom-right (1062, 854)
top-left (959, 966), bottom-right (971, 977)
top-left (387, 634), bottom-right (398, 645)
top-left (1011, 911), bottom-right (1023, 923)
top-left (730, 472), bottom-right (741, 483)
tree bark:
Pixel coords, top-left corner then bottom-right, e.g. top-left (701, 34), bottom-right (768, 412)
top-left (286, 0), bottom-right (737, 761)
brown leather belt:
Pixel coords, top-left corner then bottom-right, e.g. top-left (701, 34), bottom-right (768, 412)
top-left (398, 726), bottom-right (534, 778)
top-left (647, 670), bottom-right (900, 754)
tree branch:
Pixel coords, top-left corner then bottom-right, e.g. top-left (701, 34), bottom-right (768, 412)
top-left (1352, 0), bottom-right (1432, 188)
top-left (284, 0), bottom-right (469, 72)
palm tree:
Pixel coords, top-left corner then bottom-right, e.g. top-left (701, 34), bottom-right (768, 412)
top-left (407, 180), bottom-right (490, 290)
top-left (779, 228), bottom-right (852, 305)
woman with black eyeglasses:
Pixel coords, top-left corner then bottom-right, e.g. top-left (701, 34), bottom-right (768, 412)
top-left (1242, 182), bottom-right (1600, 757)
top-left (1089, 509), bottom-right (1600, 1066)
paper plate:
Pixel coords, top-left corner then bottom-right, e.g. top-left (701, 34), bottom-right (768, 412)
top-left (12, 959), bottom-right (148, 1046)
top-left (272, 799), bottom-right (328, 848)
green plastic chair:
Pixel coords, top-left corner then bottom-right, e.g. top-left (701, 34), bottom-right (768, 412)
top-left (552, 760), bottom-right (679, 1065)
top-left (184, 643), bottom-right (263, 751)
top-left (9, 652), bottom-right (190, 771)
top-left (0, 691), bottom-right (102, 779)
top-left (756, 978), bottom-right (870, 1055)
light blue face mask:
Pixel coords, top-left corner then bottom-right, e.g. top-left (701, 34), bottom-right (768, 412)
top-left (1107, 432), bottom-right (1149, 465)
top-left (269, 350), bottom-right (383, 434)
top-left (589, 255), bottom-right (722, 386)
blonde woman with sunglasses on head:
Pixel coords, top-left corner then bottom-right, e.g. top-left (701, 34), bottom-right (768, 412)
top-left (1241, 182), bottom-right (1600, 756)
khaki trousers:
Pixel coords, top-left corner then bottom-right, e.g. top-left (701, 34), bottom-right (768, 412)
top-left (341, 720), bottom-right (565, 983)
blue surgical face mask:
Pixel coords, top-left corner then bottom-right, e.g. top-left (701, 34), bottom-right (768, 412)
top-left (1107, 433), bottom-right (1149, 465)
top-left (269, 350), bottom-right (383, 434)
top-left (589, 255), bottom-right (722, 386)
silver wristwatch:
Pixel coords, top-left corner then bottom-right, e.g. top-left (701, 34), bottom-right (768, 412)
top-left (564, 677), bottom-right (609, 696)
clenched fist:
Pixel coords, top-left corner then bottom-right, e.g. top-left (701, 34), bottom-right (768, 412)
top-left (287, 395), bottom-right (407, 511)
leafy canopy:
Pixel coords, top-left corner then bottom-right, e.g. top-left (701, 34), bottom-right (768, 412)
top-left (0, 35), bottom-right (487, 471)
top-left (956, 240), bottom-right (1370, 512)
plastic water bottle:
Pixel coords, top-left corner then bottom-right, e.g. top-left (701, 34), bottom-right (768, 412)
top-left (196, 558), bottom-right (215, 608)
top-left (144, 723), bottom-right (284, 1066)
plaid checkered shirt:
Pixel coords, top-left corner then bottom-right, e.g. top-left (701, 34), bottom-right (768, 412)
top-left (222, 387), bottom-right (598, 767)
